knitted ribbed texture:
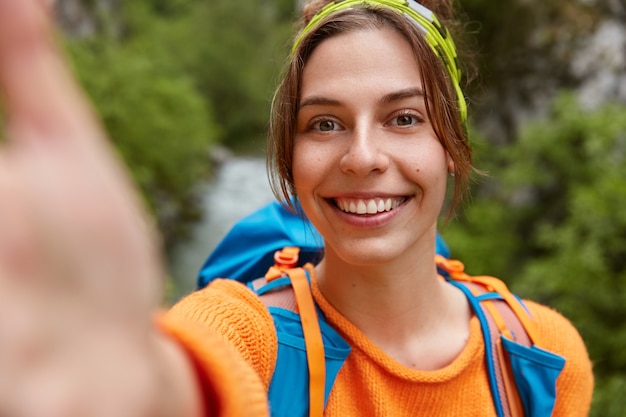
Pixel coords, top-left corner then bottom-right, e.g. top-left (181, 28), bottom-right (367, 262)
top-left (157, 314), bottom-right (269, 417)
top-left (310, 278), bottom-right (594, 416)
top-left (169, 275), bottom-right (593, 416)
top-left (168, 279), bottom-right (278, 387)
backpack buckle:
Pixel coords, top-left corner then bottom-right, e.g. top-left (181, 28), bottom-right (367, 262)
top-left (265, 247), bottom-right (300, 281)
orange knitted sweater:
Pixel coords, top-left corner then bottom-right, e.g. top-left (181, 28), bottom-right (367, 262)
top-left (158, 314), bottom-right (270, 417)
top-left (168, 275), bottom-right (594, 416)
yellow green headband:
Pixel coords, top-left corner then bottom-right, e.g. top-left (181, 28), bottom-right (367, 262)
top-left (292, 0), bottom-right (467, 129)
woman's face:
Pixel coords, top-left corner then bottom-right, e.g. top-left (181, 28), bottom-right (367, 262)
top-left (293, 27), bottom-right (452, 266)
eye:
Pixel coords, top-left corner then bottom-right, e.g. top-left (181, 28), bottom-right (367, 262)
top-left (396, 115), bottom-right (414, 126)
top-left (308, 117), bottom-right (342, 132)
top-left (318, 120), bottom-right (337, 131)
top-left (387, 111), bottom-right (423, 128)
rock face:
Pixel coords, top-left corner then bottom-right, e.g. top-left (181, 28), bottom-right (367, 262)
top-left (573, 18), bottom-right (626, 108)
top-left (54, 0), bottom-right (120, 38)
top-left (471, 0), bottom-right (626, 142)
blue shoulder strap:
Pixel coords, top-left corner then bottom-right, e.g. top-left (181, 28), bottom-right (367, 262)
top-left (444, 274), bottom-right (566, 417)
top-left (250, 269), bottom-right (351, 417)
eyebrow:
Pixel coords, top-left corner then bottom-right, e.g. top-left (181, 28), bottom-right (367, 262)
top-left (298, 87), bottom-right (425, 110)
top-left (380, 87), bottom-right (425, 104)
top-left (299, 96), bottom-right (340, 109)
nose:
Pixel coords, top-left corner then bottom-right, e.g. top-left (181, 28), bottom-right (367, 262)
top-left (339, 127), bottom-right (390, 176)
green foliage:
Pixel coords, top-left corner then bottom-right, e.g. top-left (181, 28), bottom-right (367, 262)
top-left (444, 93), bottom-right (626, 415)
top-left (152, 0), bottom-right (294, 152)
top-left (461, 0), bottom-right (534, 80)
top-left (593, 375), bottom-right (626, 416)
top-left (118, 0), bottom-right (294, 155)
top-left (65, 3), bottom-right (219, 251)
top-left (54, 0), bottom-right (297, 290)
top-left (140, 0), bottom-right (195, 16)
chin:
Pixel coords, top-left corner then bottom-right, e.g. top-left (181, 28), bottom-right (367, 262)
top-left (330, 239), bottom-right (406, 267)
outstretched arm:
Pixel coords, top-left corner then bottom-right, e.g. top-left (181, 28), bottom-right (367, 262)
top-left (0, 1), bottom-right (216, 416)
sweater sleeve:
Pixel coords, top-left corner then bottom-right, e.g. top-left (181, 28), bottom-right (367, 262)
top-left (525, 300), bottom-right (594, 417)
top-left (167, 279), bottom-right (278, 388)
top-left (157, 314), bottom-right (270, 417)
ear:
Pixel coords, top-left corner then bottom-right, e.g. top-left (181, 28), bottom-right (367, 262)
top-left (446, 154), bottom-right (455, 175)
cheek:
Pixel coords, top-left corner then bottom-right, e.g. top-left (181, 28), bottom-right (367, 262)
top-left (291, 140), bottom-right (314, 194)
top-left (402, 143), bottom-right (448, 179)
top-left (426, 151), bottom-right (452, 198)
top-left (291, 140), bottom-right (305, 183)
top-left (292, 140), bottom-right (327, 192)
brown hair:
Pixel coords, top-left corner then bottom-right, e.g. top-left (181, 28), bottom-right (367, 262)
top-left (267, 0), bottom-right (474, 218)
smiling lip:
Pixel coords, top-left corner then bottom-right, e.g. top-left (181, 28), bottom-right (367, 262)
top-left (333, 196), bottom-right (407, 215)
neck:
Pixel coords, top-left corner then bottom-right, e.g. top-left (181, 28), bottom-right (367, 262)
top-left (316, 247), bottom-right (441, 327)
top-left (315, 248), bottom-right (471, 369)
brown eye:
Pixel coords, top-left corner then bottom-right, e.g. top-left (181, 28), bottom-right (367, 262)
top-left (387, 111), bottom-right (423, 128)
top-left (318, 120), bottom-right (336, 131)
top-left (396, 115), bottom-right (414, 126)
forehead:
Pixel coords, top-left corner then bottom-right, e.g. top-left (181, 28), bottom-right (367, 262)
top-left (300, 27), bottom-right (423, 100)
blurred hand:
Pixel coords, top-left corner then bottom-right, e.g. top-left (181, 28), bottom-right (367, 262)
top-left (0, 1), bottom-right (183, 415)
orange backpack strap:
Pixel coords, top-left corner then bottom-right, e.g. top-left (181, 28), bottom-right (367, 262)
top-left (436, 255), bottom-right (535, 417)
top-left (436, 255), bottom-right (540, 344)
top-left (459, 281), bottom-right (526, 417)
top-left (260, 248), bottom-right (326, 417)
top-left (284, 266), bottom-right (326, 417)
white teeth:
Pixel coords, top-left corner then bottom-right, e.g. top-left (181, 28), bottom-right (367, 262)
top-left (366, 200), bottom-right (377, 214)
top-left (336, 198), bottom-right (403, 214)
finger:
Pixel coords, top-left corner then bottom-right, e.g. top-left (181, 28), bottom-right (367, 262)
top-left (0, 153), bottom-right (46, 284)
top-left (0, 0), bottom-right (102, 144)
top-left (0, 0), bottom-right (164, 306)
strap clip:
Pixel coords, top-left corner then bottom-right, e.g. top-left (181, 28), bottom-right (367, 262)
top-left (265, 247), bottom-right (301, 281)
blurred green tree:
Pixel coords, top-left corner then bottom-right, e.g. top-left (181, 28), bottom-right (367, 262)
top-left (153, 0), bottom-right (294, 153)
top-left (65, 0), bottom-right (220, 251)
top-left (443, 93), bottom-right (626, 416)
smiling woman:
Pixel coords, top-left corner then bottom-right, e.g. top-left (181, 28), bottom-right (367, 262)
top-left (270, 0), bottom-right (473, 220)
top-left (293, 28), bottom-right (451, 268)
top-left (0, 0), bottom-right (593, 416)
top-left (171, 1), bottom-right (593, 416)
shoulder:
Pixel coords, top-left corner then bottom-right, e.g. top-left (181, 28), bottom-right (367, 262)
top-left (523, 300), bottom-right (594, 416)
top-left (522, 300), bottom-right (590, 364)
top-left (167, 279), bottom-right (277, 386)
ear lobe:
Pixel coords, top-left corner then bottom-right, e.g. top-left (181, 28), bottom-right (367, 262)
top-left (447, 155), bottom-right (455, 175)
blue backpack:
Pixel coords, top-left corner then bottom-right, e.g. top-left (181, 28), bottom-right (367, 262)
top-left (197, 201), bottom-right (566, 417)
top-left (198, 200), bottom-right (451, 287)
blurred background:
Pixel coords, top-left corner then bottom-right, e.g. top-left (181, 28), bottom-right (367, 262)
top-left (53, 0), bottom-right (625, 414)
